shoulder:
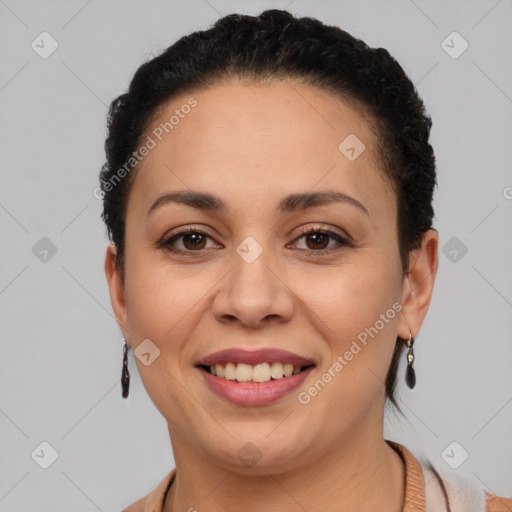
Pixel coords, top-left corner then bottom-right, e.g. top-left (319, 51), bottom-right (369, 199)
top-left (121, 495), bottom-right (147, 512)
top-left (120, 468), bottom-right (176, 512)
top-left (387, 440), bottom-right (512, 512)
top-left (419, 454), bottom-right (512, 512)
top-left (485, 492), bottom-right (512, 512)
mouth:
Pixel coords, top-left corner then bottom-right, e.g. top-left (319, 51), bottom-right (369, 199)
top-left (198, 362), bottom-right (316, 383)
top-left (194, 347), bottom-right (316, 405)
top-left (194, 347), bottom-right (316, 383)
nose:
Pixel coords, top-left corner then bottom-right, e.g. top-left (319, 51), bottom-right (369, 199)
top-left (211, 246), bottom-right (295, 329)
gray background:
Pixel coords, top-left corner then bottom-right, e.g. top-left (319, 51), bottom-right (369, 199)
top-left (1, 0), bottom-right (511, 510)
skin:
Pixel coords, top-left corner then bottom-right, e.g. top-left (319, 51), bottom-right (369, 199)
top-left (105, 77), bottom-right (438, 512)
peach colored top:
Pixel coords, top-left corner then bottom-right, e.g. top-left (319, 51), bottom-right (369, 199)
top-left (122, 440), bottom-right (512, 512)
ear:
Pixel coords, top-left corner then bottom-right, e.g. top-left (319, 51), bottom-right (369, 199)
top-left (397, 229), bottom-right (439, 340)
top-left (104, 243), bottom-right (129, 339)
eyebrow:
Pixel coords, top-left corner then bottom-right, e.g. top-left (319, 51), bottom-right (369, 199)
top-left (147, 189), bottom-right (370, 217)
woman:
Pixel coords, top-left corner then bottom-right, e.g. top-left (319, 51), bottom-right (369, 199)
top-left (100, 9), bottom-right (511, 512)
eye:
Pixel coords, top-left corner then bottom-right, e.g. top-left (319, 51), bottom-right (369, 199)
top-left (289, 226), bottom-right (352, 254)
top-left (160, 226), bottom-right (219, 253)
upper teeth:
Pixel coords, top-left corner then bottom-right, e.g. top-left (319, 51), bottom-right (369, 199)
top-left (210, 362), bottom-right (302, 382)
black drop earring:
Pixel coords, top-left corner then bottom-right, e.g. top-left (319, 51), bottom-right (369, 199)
top-left (405, 331), bottom-right (416, 389)
top-left (121, 339), bottom-right (130, 398)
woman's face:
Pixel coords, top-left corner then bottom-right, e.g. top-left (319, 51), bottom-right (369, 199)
top-left (106, 78), bottom-right (437, 472)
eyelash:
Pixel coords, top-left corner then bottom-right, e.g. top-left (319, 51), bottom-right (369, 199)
top-left (159, 225), bottom-right (352, 256)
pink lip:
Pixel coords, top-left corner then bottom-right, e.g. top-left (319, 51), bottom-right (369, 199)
top-left (195, 348), bottom-right (315, 367)
top-left (198, 365), bottom-right (315, 406)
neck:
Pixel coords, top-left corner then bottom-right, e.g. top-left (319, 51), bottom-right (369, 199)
top-left (163, 425), bottom-right (405, 512)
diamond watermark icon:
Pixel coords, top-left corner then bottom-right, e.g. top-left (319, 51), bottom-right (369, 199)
top-left (441, 31), bottom-right (468, 59)
top-left (441, 441), bottom-right (469, 469)
top-left (134, 339), bottom-right (161, 366)
top-left (237, 442), bottom-right (262, 467)
top-left (32, 237), bottom-right (58, 263)
top-left (236, 236), bottom-right (263, 264)
top-left (442, 236), bottom-right (468, 263)
top-left (31, 441), bottom-right (59, 469)
top-left (31, 31), bottom-right (59, 59)
top-left (338, 134), bottom-right (365, 161)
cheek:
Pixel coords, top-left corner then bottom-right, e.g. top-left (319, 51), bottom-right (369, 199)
top-left (123, 254), bottom-right (222, 370)
top-left (302, 260), bottom-right (396, 331)
top-left (124, 266), bottom-right (200, 340)
top-left (298, 257), bottom-right (400, 382)
top-left (284, 263), bottom-right (399, 435)
top-left (122, 263), bottom-right (207, 417)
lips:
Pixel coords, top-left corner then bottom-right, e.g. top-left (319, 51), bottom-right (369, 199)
top-left (195, 347), bottom-right (316, 367)
top-left (195, 348), bottom-right (316, 406)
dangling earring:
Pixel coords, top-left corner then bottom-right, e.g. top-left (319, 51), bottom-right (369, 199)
top-left (405, 331), bottom-right (416, 389)
top-left (121, 339), bottom-right (130, 398)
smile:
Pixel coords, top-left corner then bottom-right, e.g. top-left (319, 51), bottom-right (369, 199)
top-left (202, 362), bottom-right (314, 382)
top-left (195, 347), bottom-right (316, 406)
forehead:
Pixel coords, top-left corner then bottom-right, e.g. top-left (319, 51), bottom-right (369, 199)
top-left (128, 78), bottom-right (395, 224)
